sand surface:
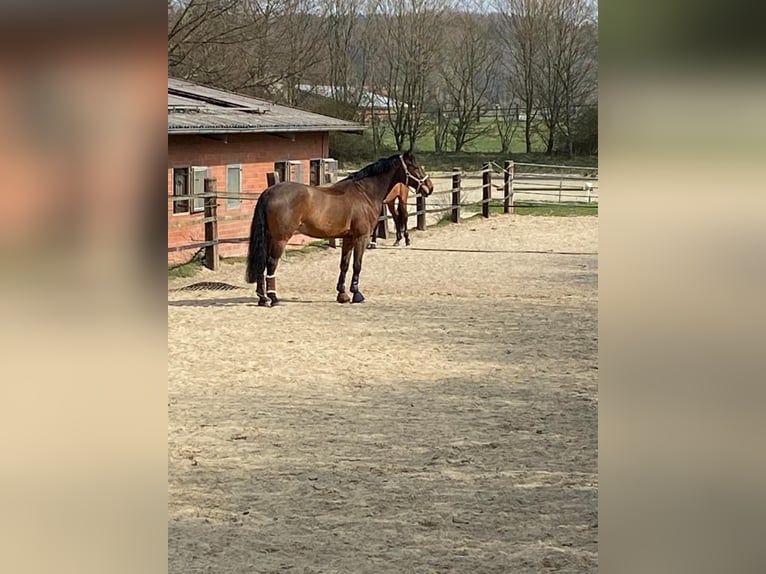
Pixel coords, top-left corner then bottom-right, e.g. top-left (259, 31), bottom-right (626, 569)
top-left (168, 214), bottom-right (598, 573)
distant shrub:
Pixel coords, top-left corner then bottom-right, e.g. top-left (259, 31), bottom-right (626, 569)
top-left (329, 132), bottom-right (395, 168)
top-left (569, 106), bottom-right (598, 156)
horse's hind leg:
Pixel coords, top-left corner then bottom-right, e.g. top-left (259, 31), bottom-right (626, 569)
top-left (266, 239), bottom-right (287, 306)
top-left (256, 274), bottom-right (268, 306)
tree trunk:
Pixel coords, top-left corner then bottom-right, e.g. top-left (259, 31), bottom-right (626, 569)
top-left (434, 110), bottom-right (442, 152)
top-left (525, 122), bottom-right (532, 153)
top-left (394, 130), bottom-right (405, 150)
top-left (545, 126), bottom-right (555, 155)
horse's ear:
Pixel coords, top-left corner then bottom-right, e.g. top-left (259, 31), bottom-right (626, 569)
top-left (403, 149), bottom-right (413, 160)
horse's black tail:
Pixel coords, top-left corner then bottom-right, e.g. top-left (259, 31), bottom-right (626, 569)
top-left (246, 191), bottom-right (270, 284)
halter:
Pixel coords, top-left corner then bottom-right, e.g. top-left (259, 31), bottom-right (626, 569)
top-left (399, 155), bottom-right (430, 193)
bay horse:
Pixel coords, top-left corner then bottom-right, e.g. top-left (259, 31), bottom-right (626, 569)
top-left (368, 182), bottom-right (412, 249)
top-left (246, 151), bottom-right (433, 305)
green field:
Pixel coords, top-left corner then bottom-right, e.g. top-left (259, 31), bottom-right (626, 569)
top-left (379, 117), bottom-right (545, 154)
top-left (465, 201), bottom-right (597, 218)
top-left (500, 202), bottom-right (597, 216)
top-left (337, 117), bottom-right (597, 172)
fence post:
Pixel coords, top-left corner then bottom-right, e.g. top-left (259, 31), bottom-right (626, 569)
top-left (376, 203), bottom-right (388, 239)
top-left (504, 160), bottom-right (514, 214)
top-left (204, 178), bottom-right (219, 271)
top-left (482, 162), bottom-right (491, 218)
top-left (451, 167), bottom-right (461, 223)
top-left (416, 192), bottom-right (426, 231)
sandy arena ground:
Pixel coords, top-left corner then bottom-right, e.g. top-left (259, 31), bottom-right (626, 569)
top-left (168, 214), bottom-right (598, 573)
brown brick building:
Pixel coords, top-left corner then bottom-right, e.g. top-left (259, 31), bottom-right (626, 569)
top-left (168, 78), bottom-right (362, 265)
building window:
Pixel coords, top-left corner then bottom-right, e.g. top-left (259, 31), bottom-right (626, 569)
top-left (227, 165), bottom-right (242, 209)
top-left (274, 161), bottom-right (287, 183)
top-left (173, 167), bottom-right (190, 214)
top-left (274, 161), bottom-right (303, 184)
top-left (309, 159), bottom-right (321, 186)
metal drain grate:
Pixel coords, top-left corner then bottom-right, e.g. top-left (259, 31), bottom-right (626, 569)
top-left (173, 281), bottom-right (242, 292)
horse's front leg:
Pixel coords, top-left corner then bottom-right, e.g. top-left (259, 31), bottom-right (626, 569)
top-left (390, 200), bottom-right (403, 246)
top-left (349, 236), bottom-right (368, 303)
top-left (400, 201), bottom-right (411, 246)
top-left (336, 238), bottom-right (353, 303)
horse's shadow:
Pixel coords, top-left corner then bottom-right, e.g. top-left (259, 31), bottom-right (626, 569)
top-left (167, 296), bottom-right (332, 308)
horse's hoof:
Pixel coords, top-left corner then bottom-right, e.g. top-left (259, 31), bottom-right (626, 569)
top-left (393, 240), bottom-right (401, 247)
top-left (368, 243), bottom-right (377, 249)
top-left (405, 239), bottom-right (411, 246)
top-left (337, 292), bottom-right (351, 304)
top-left (352, 291), bottom-right (365, 303)
top-left (257, 298), bottom-right (269, 307)
top-left (268, 295), bottom-right (280, 306)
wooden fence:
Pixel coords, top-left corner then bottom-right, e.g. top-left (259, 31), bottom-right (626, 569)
top-left (168, 161), bottom-right (598, 270)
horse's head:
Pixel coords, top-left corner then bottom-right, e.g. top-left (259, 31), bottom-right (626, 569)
top-left (400, 150), bottom-right (433, 196)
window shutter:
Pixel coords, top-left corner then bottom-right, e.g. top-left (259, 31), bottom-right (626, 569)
top-left (323, 159), bottom-right (338, 183)
top-left (227, 165), bottom-right (242, 209)
top-left (289, 160), bottom-right (303, 184)
top-left (192, 167), bottom-right (207, 212)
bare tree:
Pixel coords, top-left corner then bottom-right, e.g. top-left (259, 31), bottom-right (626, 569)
top-left (554, 0), bottom-right (597, 155)
top-left (492, 102), bottom-right (522, 154)
top-left (168, 0), bottom-right (598, 158)
top-left (169, 0), bottom-right (329, 103)
top-left (429, 107), bottom-right (452, 152)
top-left (278, 1), bottom-right (330, 104)
top-left (309, 0), bottom-right (384, 119)
top-left (495, 0), bottom-right (544, 153)
top-left (168, 1), bottom-right (250, 72)
top-left (439, 11), bottom-right (498, 152)
top-left (534, 0), bottom-right (596, 155)
top-left (323, 1), bottom-right (364, 104)
top-left (376, 0), bottom-right (445, 150)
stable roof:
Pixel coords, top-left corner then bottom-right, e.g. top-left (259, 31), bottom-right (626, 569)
top-left (168, 78), bottom-right (364, 135)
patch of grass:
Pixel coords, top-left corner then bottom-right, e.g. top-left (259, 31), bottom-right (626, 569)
top-left (492, 201), bottom-right (598, 216)
top-left (433, 212), bottom-right (455, 227)
top-left (168, 259), bottom-right (203, 279)
top-left (222, 256), bottom-right (248, 265)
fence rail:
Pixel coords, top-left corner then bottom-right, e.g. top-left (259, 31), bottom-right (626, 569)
top-left (168, 162), bottom-right (598, 269)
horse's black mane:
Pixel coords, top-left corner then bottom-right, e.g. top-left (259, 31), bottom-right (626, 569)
top-left (342, 153), bottom-right (401, 182)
